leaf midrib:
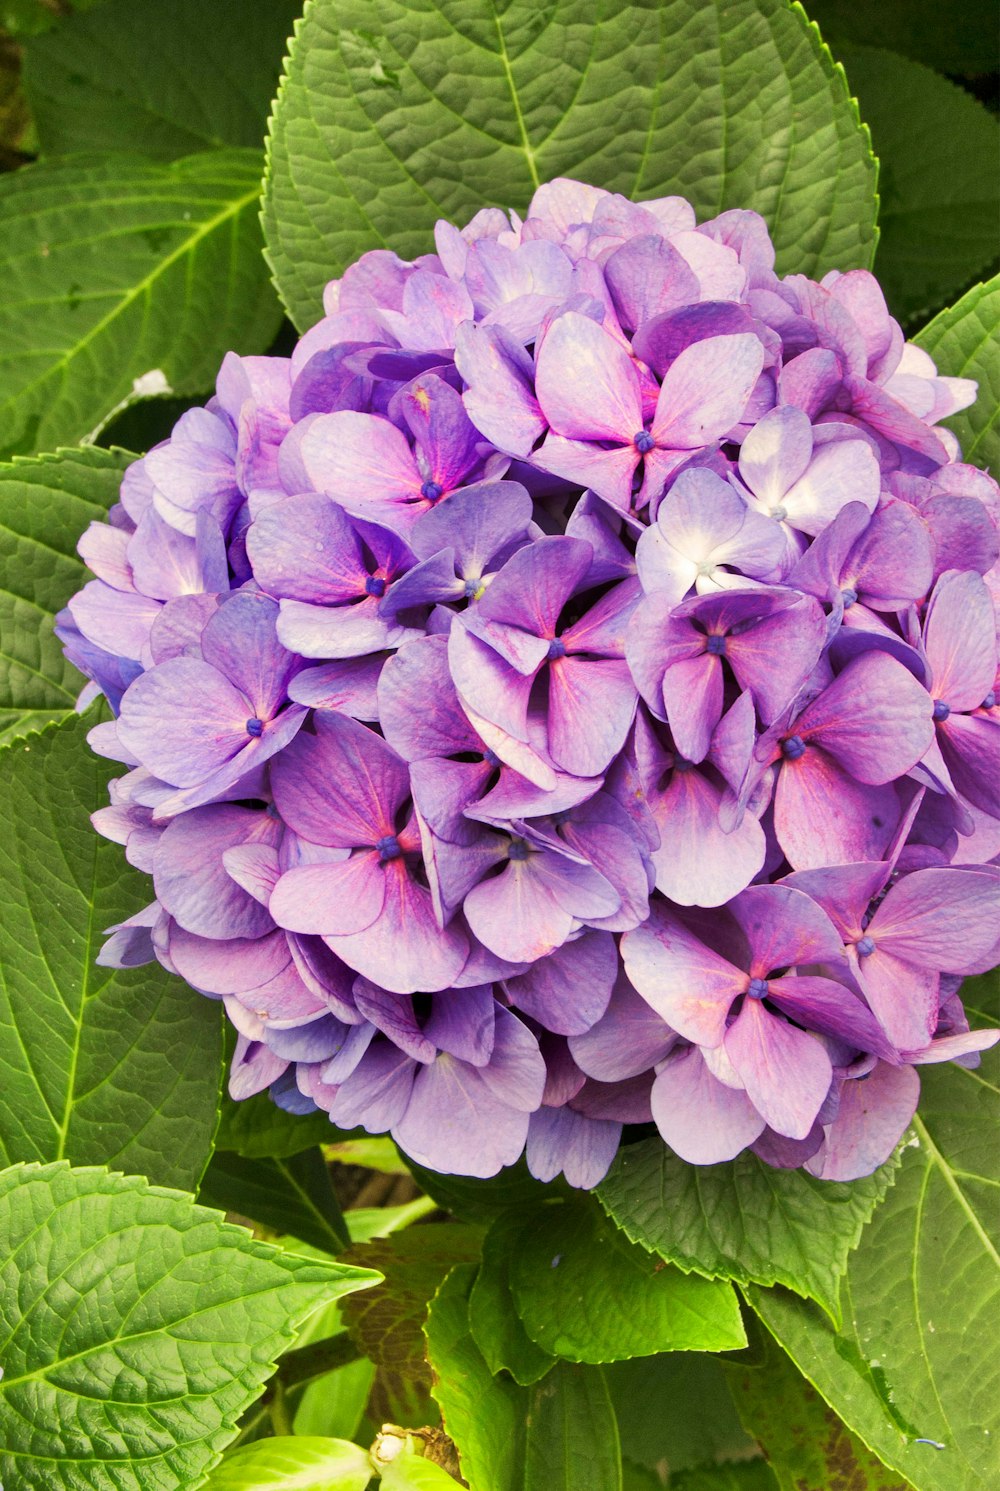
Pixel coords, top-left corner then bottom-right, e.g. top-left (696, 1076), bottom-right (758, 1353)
top-left (911, 1112), bottom-right (1000, 1269)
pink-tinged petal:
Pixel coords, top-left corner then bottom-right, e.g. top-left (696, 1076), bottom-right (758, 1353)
top-left (269, 853), bottom-right (386, 936)
top-left (535, 311), bottom-right (643, 440)
top-left (454, 321), bottom-right (545, 457)
top-left (223, 843), bottom-right (281, 907)
top-left (532, 431), bottom-right (642, 512)
top-left (724, 593), bottom-right (827, 724)
top-left (526, 1106), bottom-right (621, 1188)
top-left (649, 766), bottom-right (766, 908)
top-left (117, 657), bottom-right (247, 785)
top-left (562, 576), bottom-right (642, 658)
top-left (471, 762), bottom-right (599, 822)
top-left (778, 347), bottom-right (842, 418)
top-left (907, 1029), bottom-right (1000, 1064)
top-left (780, 862), bottom-right (884, 941)
top-left (725, 1001), bottom-right (833, 1139)
top-left (853, 947), bottom-right (938, 1050)
top-left (169, 925), bottom-right (291, 995)
top-left (201, 590), bottom-right (295, 719)
top-left (852, 500), bottom-right (935, 606)
top-left (652, 1047), bottom-right (765, 1164)
top-left (79, 520), bottom-right (134, 591)
top-left (449, 624), bottom-right (534, 742)
top-left (604, 235), bottom-right (699, 330)
top-left (738, 405), bottom-right (813, 505)
top-left (477, 534), bottom-right (594, 644)
top-left (326, 859), bottom-right (469, 993)
top-left (288, 656), bottom-right (385, 719)
top-left (299, 409), bottom-right (419, 507)
top-left (807, 1064), bottom-right (919, 1181)
top-left (464, 858), bottom-right (573, 964)
top-left (505, 930), bottom-right (617, 1035)
top-left (924, 570), bottom-right (997, 709)
top-left (871, 867), bottom-right (1000, 972)
top-left (547, 656), bottom-right (638, 776)
top-left (459, 700), bottom-right (557, 791)
top-left (766, 975), bottom-right (898, 1059)
top-left (620, 905), bottom-right (743, 1045)
top-left (399, 373), bottom-right (479, 489)
top-left (845, 376), bottom-right (949, 464)
top-left (569, 972), bottom-right (678, 1080)
top-left (271, 710), bottom-right (409, 847)
top-left (651, 334), bottom-right (764, 447)
top-left (937, 713), bottom-right (1000, 818)
top-left (775, 748), bottom-right (899, 869)
top-left (228, 1037), bottom-right (288, 1101)
top-left (392, 1056), bottom-right (530, 1176)
top-left (152, 805), bottom-right (280, 939)
top-left (670, 229), bottom-right (746, 299)
top-left (424, 984), bottom-right (496, 1067)
top-left (661, 653), bottom-right (723, 764)
top-left (781, 440), bottom-right (880, 536)
top-left (798, 652), bottom-right (934, 784)
top-left (328, 1043), bottom-right (416, 1132)
top-left (728, 883), bottom-right (846, 975)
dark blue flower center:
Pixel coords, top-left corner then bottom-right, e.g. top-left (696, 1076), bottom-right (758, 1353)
top-left (508, 837), bottom-right (532, 861)
top-left (706, 634), bottom-right (727, 655)
top-left (840, 587), bottom-right (858, 608)
top-left (633, 430), bottom-right (655, 455)
top-left (747, 978), bottom-right (769, 1001)
top-left (365, 575), bottom-right (387, 598)
top-left (245, 717), bottom-right (264, 737)
top-left (984, 691), bottom-right (997, 709)
top-left (781, 734), bottom-right (806, 760)
top-left (483, 748), bottom-right (501, 767)
top-left (932, 699), bottom-right (951, 722)
top-left (856, 935), bottom-right (876, 957)
top-left (420, 479), bottom-right (444, 502)
top-left (376, 834), bottom-right (401, 862)
top-left (547, 637), bottom-right (567, 660)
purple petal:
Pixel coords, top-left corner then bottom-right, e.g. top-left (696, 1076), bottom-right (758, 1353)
top-left (288, 656), bottom-right (386, 718)
top-left (392, 1055), bottom-right (530, 1176)
top-left (798, 652), bottom-right (934, 784)
top-left (269, 853), bottom-right (387, 936)
top-left (603, 235), bottom-right (699, 331)
top-left (270, 711), bottom-right (410, 847)
top-left (738, 405), bottom-right (813, 505)
top-left (620, 904), bottom-right (742, 1045)
top-left (724, 1000), bottom-right (833, 1139)
top-left (923, 570), bottom-right (997, 710)
top-left (535, 311), bottom-right (642, 440)
top-left (648, 765), bottom-right (766, 908)
top-left (325, 859), bottom-right (469, 993)
top-left (651, 334), bottom-right (764, 447)
top-left (526, 1105), bottom-right (621, 1188)
top-left (547, 656), bottom-right (638, 776)
top-left (505, 931), bottom-right (617, 1035)
top-left (424, 984), bottom-right (496, 1066)
top-left (454, 322), bottom-right (545, 457)
top-left (152, 805), bottom-right (280, 939)
top-left (569, 973), bottom-right (677, 1081)
top-left (651, 1046), bottom-right (765, 1164)
top-left (806, 1063), bottom-right (919, 1181)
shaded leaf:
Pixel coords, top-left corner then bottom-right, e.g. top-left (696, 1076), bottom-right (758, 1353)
top-left (404, 1155), bottom-right (564, 1223)
top-left (915, 275), bottom-right (1000, 479)
top-left (0, 1162), bottom-right (379, 1491)
top-left (22, 0), bottom-right (301, 158)
top-left (835, 44), bottom-right (999, 321)
top-left (341, 1223), bottom-right (483, 1424)
top-left (508, 1196), bottom-right (747, 1363)
top-left (215, 1085), bottom-right (344, 1158)
top-left (747, 1034), bottom-right (1000, 1491)
top-left (469, 1210), bottom-right (555, 1385)
top-left (426, 1264), bottom-right (622, 1491)
top-left (802, 0), bottom-right (999, 77)
top-left (604, 1354), bottom-right (756, 1474)
top-left (199, 1147), bottom-right (350, 1254)
top-left (0, 150), bottom-right (282, 456)
top-left (263, 0), bottom-right (877, 329)
top-left (0, 712), bottom-right (223, 1192)
top-left (597, 1140), bottom-right (896, 1323)
top-left (671, 1465), bottom-right (779, 1491)
top-left (0, 446), bottom-right (132, 745)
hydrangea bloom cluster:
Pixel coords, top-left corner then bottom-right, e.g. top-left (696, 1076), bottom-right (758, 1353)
top-left (60, 178), bottom-right (1000, 1187)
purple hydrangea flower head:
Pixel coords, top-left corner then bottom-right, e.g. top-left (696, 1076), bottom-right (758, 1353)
top-left (65, 177), bottom-right (1000, 1187)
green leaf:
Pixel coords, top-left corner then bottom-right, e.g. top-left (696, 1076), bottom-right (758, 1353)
top-left (405, 1155), bottom-right (565, 1222)
top-left (1, 0), bottom-right (106, 37)
top-left (597, 1139), bottom-right (896, 1323)
top-left (202, 1436), bottom-right (372, 1491)
top-left (0, 1161), bottom-right (380, 1491)
top-left (215, 1085), bottom-right (344, 1158)
top-left (263, 0), bottom-right (877, 330)
top-left (508, 1197), bottom-right (747, 1363)
top-left (801, 0), bottom-right (998, 77)
top-left (293, 1355), bottom-right (375, 1439)
top-left (0, 712), bottom-right (224, 1192)
top-left (833, 44), bottom-right (999, 322)
top-left (0, 150), bottom-right (282, 456)
top-left (915, 275), bottom-right (1000, 480)
top-left (747, 1036), bottom-right (1000, 1491)
top-left (671, 1465), bottom-right (779, 1491)
top-left (469, 1210), bottom-right (556, 1385)
top-left (379, 1448), bottom-right (465, 1490)
top-left (603, 1355), bottom-right (756, 1474)
top-left (327, 1136), bottom-right (412, 1173)
top-left (341, 1223), bottom-right (484, 1424)
top-left (22, 0), bottom-right (301, 159)
top-left (426, 1264), bottom-right (622, 1491)
top-left (0, 446), bottom-right (132, 746)
top-left (199, 1148), bottom-right (350, 1254)
top-left (724, 1324), bottom-right (913, 1490)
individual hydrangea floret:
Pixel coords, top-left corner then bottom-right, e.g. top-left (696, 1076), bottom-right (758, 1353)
top-left (62, 176), bottom-right (1000, 1189)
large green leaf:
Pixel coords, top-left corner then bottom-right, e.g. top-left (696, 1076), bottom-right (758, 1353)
top-left (0, 150), bottom-right (282, 456)
top-left (747, 1034), bottom-right (1000, 1491)
top-left (802, 0), bottom-right (998, 77)
top-left (263, 0), bottom-right (877, 329)
top-left (199, 1148), bottom-right (350, 1254)
top-left (0, 1162), bottom-right (379, 1491)
top-left (405, 1155), bottom-right (565, 1222)
top-left (341, 1223), bottom-right (483, 1423)
top-left (507, 1196), bottom-right (747, 1363)
top-left (0, 446), bottom-right (131, 746)
top-left (426, 1263), bottom-right (622, 1491)
top-left (469, 1209), bottom-right (555, 1385)
top-left (201, 1436), bottom-right (372, 1491)
top-left (0, 712), bottom-right (223, 1192)
top-left (915, 275), bottom-right (1000, 480)
top-left (834, 44), bottom-right (999, 322)
top-left (597, 1140), bottom-right (896, 1323)
top-left (22, 0), bottom-right (301, 159)
top-left (215, 1085), bottom-right (344, 1159)
top-left (724, 1324), bottom-right (914, 1490)
top-left (604, 1354), bottom-right (757, 1474)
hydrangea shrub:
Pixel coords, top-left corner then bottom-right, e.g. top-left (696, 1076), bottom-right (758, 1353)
top-left (59, 176), bottom-right (1000, 1189)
